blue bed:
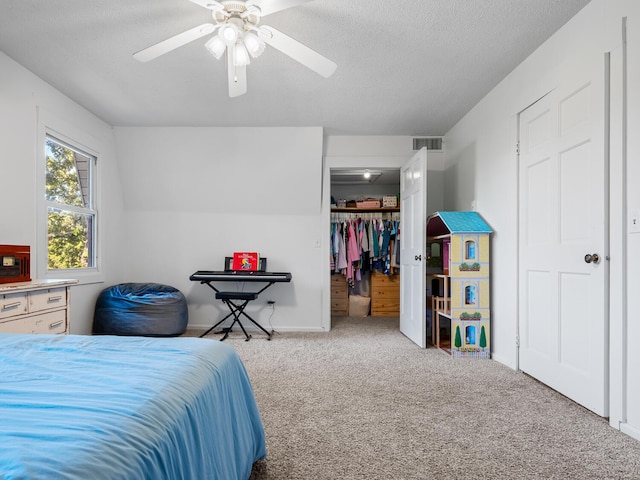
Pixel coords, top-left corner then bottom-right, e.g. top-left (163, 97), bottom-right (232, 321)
top-left (0, 334), bottom-right (266, 479)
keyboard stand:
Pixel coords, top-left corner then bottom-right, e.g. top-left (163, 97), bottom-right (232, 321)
top-left (196, 280), bottom-right (283, 341)
top-left (190, 262), bottom-right (292, 341)
top-left (202, 291), bottom-right (268, 341)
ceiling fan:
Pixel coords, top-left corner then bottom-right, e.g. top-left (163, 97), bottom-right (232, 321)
top-left (133, 0), bottom-right (337, 97)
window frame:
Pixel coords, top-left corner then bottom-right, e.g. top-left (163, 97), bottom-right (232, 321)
top-left (464, 284), bottom-right (477, 305)
top-left (37, 108), bottom-right (103, 284)
top-left (465, 239), bottom-right (476, 260)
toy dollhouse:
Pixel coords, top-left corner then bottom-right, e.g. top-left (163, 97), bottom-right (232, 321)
top-left (426, 211), bottom-right (492, 358)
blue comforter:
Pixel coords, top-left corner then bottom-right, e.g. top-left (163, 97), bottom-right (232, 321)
top-left (0, 334), bottom-right (266, 479)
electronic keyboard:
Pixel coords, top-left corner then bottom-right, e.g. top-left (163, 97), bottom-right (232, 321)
top-left (189, 270), bottom-right (292, 283)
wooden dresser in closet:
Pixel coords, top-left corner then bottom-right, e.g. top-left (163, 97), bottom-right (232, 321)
top-left (0, 279), bottom-right (77, 334)
top-left (330, 206), bottom-right (400, 317)
top-left (371, 272), bottom-right (400, 316)
top-left (330, 274), bottom-right (349, 316)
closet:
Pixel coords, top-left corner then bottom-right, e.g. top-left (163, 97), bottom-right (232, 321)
top-left (330, 169), bottom-right (400, 318)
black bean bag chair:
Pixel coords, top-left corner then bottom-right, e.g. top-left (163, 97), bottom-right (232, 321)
top-left (93, 283), bottom-right (188, 336)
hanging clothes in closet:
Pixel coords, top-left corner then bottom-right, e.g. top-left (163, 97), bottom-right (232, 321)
top-left (330, 211), bottom-right (400, 287)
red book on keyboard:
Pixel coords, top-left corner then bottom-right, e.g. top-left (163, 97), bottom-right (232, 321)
top-left (231, 252), bottom-right (259, 271)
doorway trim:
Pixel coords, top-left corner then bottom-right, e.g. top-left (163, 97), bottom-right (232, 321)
top-left (322, 154), bottom-right (410, 332)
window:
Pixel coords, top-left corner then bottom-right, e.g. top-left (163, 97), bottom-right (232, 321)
top-left (465, 240), bottom-right (476, 260)
top-left (465, 325), bottom-right (477, 345)
top-left (45, 135), bottom-right (97, 272)
top-left (465, 285), bottom-right (476, 305)
top-left (37, 108), bottom-right (102, 283)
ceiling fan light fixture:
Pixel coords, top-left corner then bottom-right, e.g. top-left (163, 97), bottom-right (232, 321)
top-left (134, 0), bottom-right (337, 99)
top-left (205, 35), bottom-right (226, 59)
top-left (218, 23), bottom-right (239, 45)
top-left (233, 42), bottom-right (251, 67)
top-left (243, 31), bottom-right (265, 58)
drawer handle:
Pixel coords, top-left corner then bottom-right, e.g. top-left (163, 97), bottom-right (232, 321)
top-left (2, 301), bottom-right (22, 311)
top-left (47, 296), bottom-right (63, 303)
top-left (49, 320), bottom-right (64, 329)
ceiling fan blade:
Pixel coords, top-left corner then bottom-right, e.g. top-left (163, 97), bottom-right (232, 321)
top-left (133, 23), bottom-right (217, 62)
top-left (227, 52), bottom-right (248, 97)
top-left (252, 0), bottom-right (312, 17)
top-left (258, 25), bottom-right (337, 78)
top-left (189, 0), bottom-right (224, 10)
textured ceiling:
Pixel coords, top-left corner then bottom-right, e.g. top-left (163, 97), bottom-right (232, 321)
top-left (0, 0), bottom-right (590, 135)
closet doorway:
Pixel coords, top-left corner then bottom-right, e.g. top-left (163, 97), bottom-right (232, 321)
top-left (329, 168), bottom-right (401, 324)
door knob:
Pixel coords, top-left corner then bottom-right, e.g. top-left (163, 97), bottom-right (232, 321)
top-left (584, 253), bottom-right (600, 264)
top-left (415, 255), bottom-right (422, 261)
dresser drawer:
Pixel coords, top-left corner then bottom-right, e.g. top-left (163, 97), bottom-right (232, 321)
top-left (330, 274), bottom-right (349, 316)
top-left (371, 297), bottom-right (400, 316)
top-left (371, 272), bottom-right (400, 287)
top-left (0, 292), bottom-right (28, 319)
top-left (371, 272), bottom-right (400, 316)
top-left (0, 309), bottom-right (67, 334)
top-left (29, 287), bottom-right (67, 312)
top-left (0, 280), bottom-right (74, 334)
top-left (331, 298), bottom-right (349, 316)
top-left (371, 287), bottom-right (400, 301)
top-left (31, 309), bottom-right (67, 334)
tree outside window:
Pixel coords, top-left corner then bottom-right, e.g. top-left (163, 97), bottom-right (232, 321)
top-left (45, 136), bottom-right (96, 270)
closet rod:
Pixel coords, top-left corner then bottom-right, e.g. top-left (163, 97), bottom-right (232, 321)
top-left (330, 211), bottom-right (400, 222)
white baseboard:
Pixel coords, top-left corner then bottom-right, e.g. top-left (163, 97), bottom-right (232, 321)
top-left (490, 352), bottom-right (516, 370)
top-left (620, 422), bottom-right (640, 441)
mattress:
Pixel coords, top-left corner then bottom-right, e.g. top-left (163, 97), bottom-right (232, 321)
top-left (0, 334), bottom-right (266, 479)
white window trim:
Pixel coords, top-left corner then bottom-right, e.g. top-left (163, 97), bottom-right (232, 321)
top-left (36, 107), bottom-right (104, 284)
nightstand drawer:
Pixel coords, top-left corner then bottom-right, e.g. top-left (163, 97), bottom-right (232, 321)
top-left (31, 309), bottom-right (67, 334)
top-left (0, 309), bottom-right (67, 334)
top-left (29, 287), bottom-right (67, 312)
top-left (0, 280), bottom-right (75, 334)
top-left (0, 293), bottom-right (28, 319)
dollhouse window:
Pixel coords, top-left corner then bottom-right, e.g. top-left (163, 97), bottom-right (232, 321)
top-left (465, 240), bottom-right (476, 260)
top-left (465, 325), bottom-right (477, 345)
top-left (465, 285), bottom-right (476, 305)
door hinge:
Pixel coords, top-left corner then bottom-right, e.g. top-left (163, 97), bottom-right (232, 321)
top-left (515, 335), bottom-right (520, 347)
top-left (516, 142), bottom-right (520, 155)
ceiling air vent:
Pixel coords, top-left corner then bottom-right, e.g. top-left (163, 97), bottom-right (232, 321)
top-left (413, 137), bottom-right (443, 151)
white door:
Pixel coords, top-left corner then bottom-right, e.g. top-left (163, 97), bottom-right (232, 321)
top-left (400, 148), bottom-right (427, 348)
top-left (518, 54), bottom-right (608, 416)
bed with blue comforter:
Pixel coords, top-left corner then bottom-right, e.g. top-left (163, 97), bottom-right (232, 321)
top-left (0, 334), bottom-right (266, 479)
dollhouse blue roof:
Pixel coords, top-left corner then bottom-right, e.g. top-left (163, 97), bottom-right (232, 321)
top-left (428, 211), bottom-right (492, 235)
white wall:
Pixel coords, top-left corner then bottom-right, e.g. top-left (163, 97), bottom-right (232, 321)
top-left (443, 1), bottom-right (607, 368)
top-left (443, 0), bottom-right (640, 439)
top-left (324, 136), bottom-right (445, 214)
top-left (113, 126), bottom-right (326, 332)
top-left (0, 51), bottom-right (126, 334)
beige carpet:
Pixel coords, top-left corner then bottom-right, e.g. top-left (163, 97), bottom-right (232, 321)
top-left (196, 316), bottom-right (640, 480)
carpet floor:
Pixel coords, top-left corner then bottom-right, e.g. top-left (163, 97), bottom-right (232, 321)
top-left (195, 316), bottom-right (640, 479)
